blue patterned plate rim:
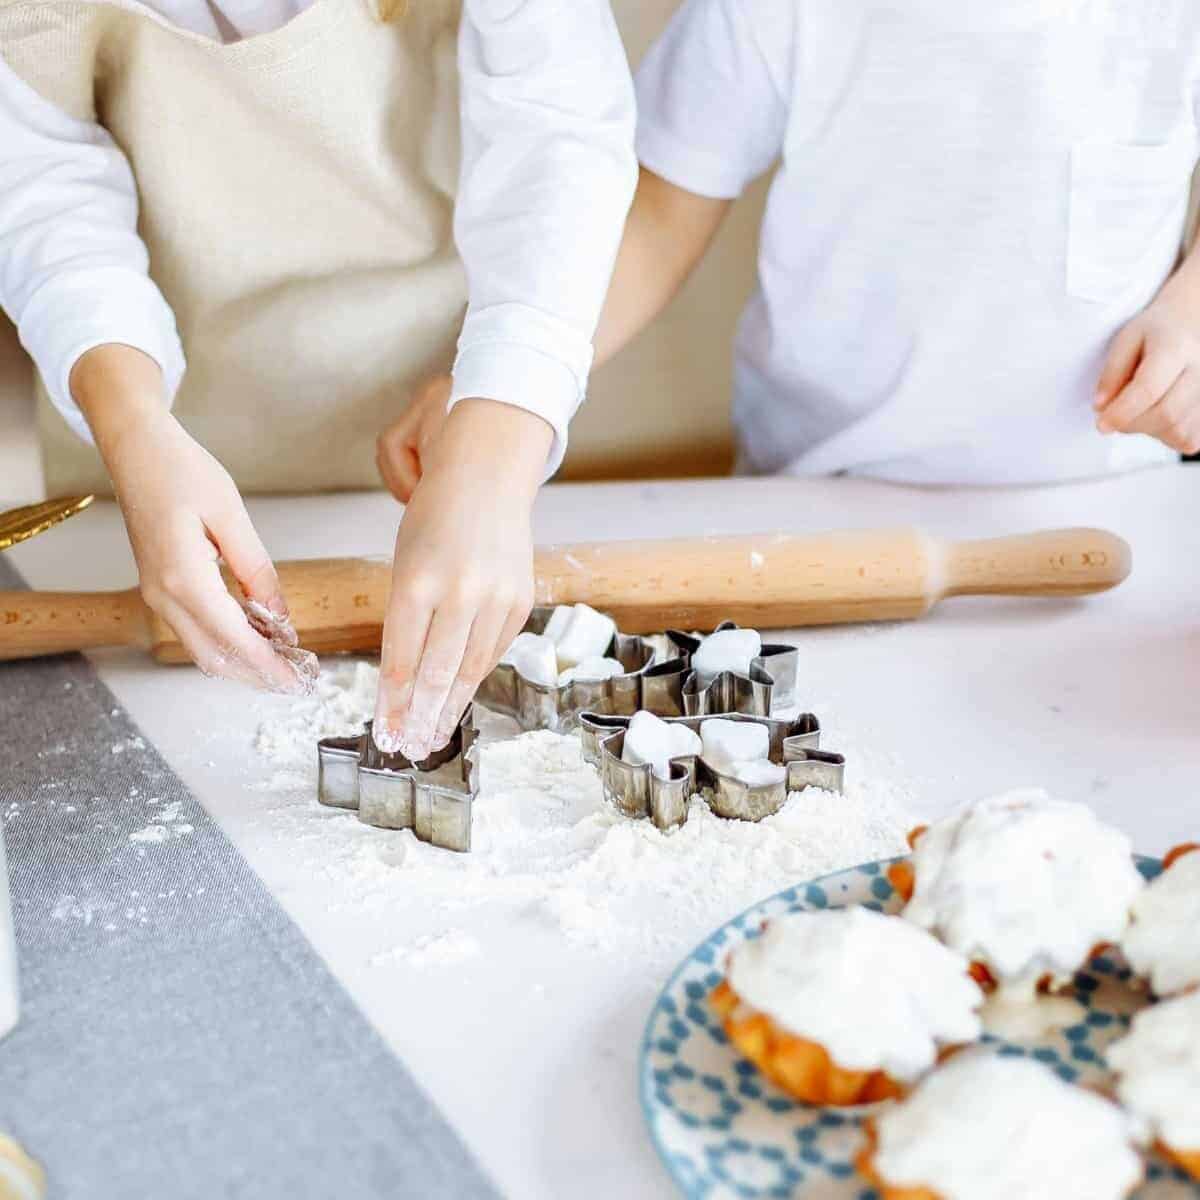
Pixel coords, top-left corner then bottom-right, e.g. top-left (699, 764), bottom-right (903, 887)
top-left (638, 852), bottom-right (1166, 1197)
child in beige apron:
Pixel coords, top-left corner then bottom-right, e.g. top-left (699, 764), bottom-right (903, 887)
top-left (0, 0), bottom-right (636, 760)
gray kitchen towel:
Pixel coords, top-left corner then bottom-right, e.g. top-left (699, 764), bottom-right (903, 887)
top-left (0, 557), bottom-right (500, 1199)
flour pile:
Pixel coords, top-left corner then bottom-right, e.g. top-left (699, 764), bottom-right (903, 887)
top-left (252, 661), bottom-right (914, 967)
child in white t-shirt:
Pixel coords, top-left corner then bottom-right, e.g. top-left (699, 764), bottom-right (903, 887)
top-left (587, 0), bottom-right (1200, 481)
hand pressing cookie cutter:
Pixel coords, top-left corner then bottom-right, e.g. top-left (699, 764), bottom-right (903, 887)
top-left (579, 711), bottom-right (845, 832)
top-left (475, 607), bottom-right (657, 732)
top-left (317, 710), bottom-right (478, 852)
top-left (638, 624), bottom-right (801, 719)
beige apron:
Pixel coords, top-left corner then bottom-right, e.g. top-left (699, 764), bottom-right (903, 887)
top-left (0, 0), bottom-right (466, 495)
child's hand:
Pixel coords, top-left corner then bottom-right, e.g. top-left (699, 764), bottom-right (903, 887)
top-left (376, 374), bottom-right (453, 502)
top-left (73, 345), bottom-right (308, 693)
top-left (372, 398), bottom-right (552, 760)
top-left (1094, 275), bottom-right (1200, 455)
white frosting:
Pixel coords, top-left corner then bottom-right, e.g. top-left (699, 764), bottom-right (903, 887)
top-left (1122, 850), bottom-right (1200, 997)
top-left (726, 907), bottom-right (982, 1082)
top-left (500, 633), bottom-right (559, 687)
top-left (904, 790), bottom-right (1143, 987)
top-left (730, 760), bottom-right (787, 788)
top-left (700, 720), bottom-right (770, 776)
top-left (621, 711), bottom-right (702, 780)
top-left (1109, 990), bottom-right (1200, 1152)
top-left (874, 1052), bottom-right (1142, 1200)
top-left (557, 656), bottom-right (625, 686)
top-left (692, 628), bottom-right (762, 685)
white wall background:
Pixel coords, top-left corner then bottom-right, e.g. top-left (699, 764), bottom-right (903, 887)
top-left (0, 315), bottom-right (38, 499)
top-left (568, 0), bottom-right (765, 479)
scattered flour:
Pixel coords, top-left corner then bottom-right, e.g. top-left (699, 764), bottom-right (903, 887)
top-left (251, 661), bottom-right (915, 968)
top-left (129, 797), bottom-right (194, 845)
top-left (52, 894), bottom-right (103, 925)
top-left (129, 826), bottom-right (172, 846)
top-left (371, 929), bottom-right (482, 970)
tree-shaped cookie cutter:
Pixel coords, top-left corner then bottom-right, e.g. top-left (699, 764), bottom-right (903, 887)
top-left (579, 711), bottom-right (845, 833)
top-left (475, 606), bottom-right (658, 732)
top-left (316, 710), bottom-right (478, 852)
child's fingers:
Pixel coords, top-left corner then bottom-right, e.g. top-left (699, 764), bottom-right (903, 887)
top-left (155, 582), bottom-right (304, 693)
top-left (1123, 368), bottom-right (1200, 454)
top-left (373, 575), bottom-right (434, 756)
top-left (1095, 325), bottom-right (1145, 410)
top-left (376, 419), bottom-right (422, 501)
top-left (399, 600), bottom-right (474, 762)
top-left (198, 576), bottom-right (310, 692)
top-left (1096, 349), bottom-right (1184, 434)
top-left (432, 601), bottom-right (511, 749)
top-left (209, 503), bottom-right (287, 619)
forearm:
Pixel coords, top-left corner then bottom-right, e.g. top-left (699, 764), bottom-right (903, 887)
top-left (1158, 237), bottom-right (1200, 316)
top-left (427, 398), bottom-right (554, 504)
top-left (71, 343), bottom-right (169, 463)
top-left (593, 168), bottom-right (731, 366)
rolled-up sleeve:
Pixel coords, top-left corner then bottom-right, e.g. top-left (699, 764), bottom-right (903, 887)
top-left (451, 0), bottom-right (637, 478)
top-left (0, 59), bottom-right (185, 443)
top-left (635, 0), bottom-right (789, 202)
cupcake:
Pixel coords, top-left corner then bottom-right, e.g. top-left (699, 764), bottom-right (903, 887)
top-left (710, 907), bottom-right (982, 1106)
top-left (1108, 989), bottom-right (1200, 1181)
top-left (1122, 842), bottom-right (1200, 998)
top-left (901, 790), bottom-right (1143, 1003)
top-left (857, 1052), bottom-right (1143, 1200)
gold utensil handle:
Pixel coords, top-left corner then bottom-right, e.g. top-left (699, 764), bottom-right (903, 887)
top-left (0, 495), bottom-right (95, 552)
top-left (0, 1133), bottom-right (46, 1197)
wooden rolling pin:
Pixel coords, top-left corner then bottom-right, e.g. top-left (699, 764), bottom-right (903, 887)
top-left (0, 526), bottom-right (1130, 664)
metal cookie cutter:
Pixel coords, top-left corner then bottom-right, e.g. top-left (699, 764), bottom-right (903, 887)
top-left (317, 710), bottom-right (478, 852)
top-left (579, 712), bottom-right (845, 832)
top-left (637, 624), bottom-right (801, 720)
top-left (476, 606), bottom-right (657, 732)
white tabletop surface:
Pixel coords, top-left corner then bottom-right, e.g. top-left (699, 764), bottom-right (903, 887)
top-left (4, 467), bottom-right (1199, 1198)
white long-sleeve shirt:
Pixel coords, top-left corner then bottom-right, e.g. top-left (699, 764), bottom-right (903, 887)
top-left (0, 0), bottom-right (637, 475)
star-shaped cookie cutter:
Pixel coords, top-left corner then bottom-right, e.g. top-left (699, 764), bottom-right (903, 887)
top-left (316, 709), bottom-right (478, 852)
top-left (638, 624), bottom-right (800, 719)
top-left (476, 606), bottom-right (658, 732)
top-left (579, 711), bottom-right (845, 833)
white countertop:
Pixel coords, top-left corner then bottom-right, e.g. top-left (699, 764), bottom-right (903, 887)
top-left (5, 468), bottom-right (1199, 1198)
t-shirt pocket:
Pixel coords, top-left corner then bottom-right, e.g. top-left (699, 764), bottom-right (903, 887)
top-left (1067, 137), bottom-right (1198, 305)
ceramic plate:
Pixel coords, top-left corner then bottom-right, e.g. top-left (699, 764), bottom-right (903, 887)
top-left (641, 855), bottom-right (1200, 1199)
